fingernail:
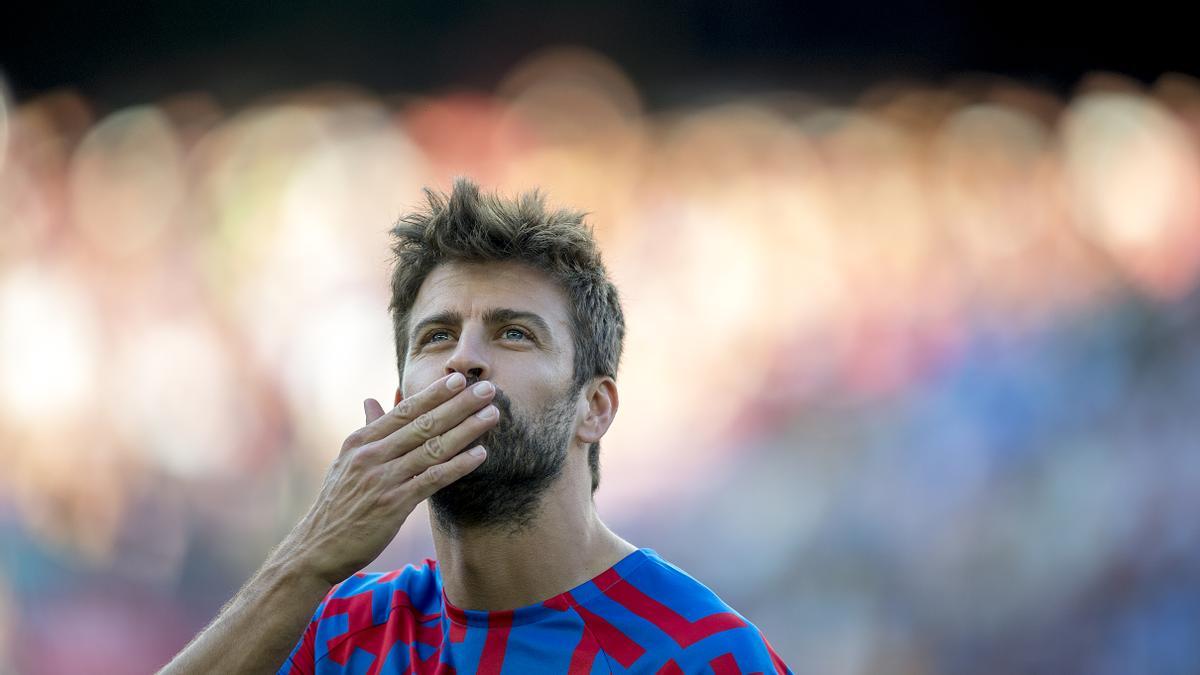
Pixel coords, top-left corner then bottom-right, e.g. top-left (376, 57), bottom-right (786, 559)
top-left (475, 405), bottom-right (497, 420)
top-left (469, 446), bottom-right (487, 457)
top-left (447, 373), bottom-right (465, 390)
top-left (472, 381), bottom-right (494, 397)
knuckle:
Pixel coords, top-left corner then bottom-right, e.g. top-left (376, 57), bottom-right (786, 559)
top-left (355, 442), bottom-right (382, 464)
top-left (422, 464), bottom-right (444, 486)
top-left (342, 428), bottom-right (369, 452)
top-left (344, 451), bottom-right (365, 472)
top-left (393, 398), bottom-right (415, 420)
top-left (413, 412), bottom-right (436, 437)
top-left (423, 435), bottom-right (444, 461)
top-left (347, 444), bottom-right (377, 469)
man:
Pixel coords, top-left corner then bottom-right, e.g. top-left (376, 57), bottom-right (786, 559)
top-left (160, 179), bottom-right (791, 674)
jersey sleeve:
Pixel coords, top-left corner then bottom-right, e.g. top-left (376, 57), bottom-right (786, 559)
top-left (586, 550), bottom-right (794, 674)
top-left (730, 625), bottom-right (792, 675)
top-left (671, 623), bottom-right (793, 675)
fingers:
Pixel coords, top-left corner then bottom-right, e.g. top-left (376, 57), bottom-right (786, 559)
top-left (364, 398), bottom-right (386, 424)
top-left (382, 401), bottom-right (499, 482)
top-left (375, 380), bottom-right (498, 464)
top-left (342, 373), bottom-right (468, 453)
top-left (398, 445), bottom-right (488, 509)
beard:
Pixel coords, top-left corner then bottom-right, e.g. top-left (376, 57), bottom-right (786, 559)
top-left (428, 380), bottom-right (580, 535)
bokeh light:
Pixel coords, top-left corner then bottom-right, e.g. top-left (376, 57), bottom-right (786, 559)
top-left (3, 48), bottom-right (1200, 673)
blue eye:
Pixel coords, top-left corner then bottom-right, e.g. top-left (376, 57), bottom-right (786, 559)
top-left (425, 330), bottom-right (452, 344)
top-left (502, 327), bottom-right (530, 341)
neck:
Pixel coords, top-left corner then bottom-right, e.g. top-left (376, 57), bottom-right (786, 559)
top-left (431, 449), bottom-right (636, 611)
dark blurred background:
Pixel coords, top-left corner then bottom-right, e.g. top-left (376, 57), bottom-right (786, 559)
top-left (5, 1), bottom-right (1197, 108)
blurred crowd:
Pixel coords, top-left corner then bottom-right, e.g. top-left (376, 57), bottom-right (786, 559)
top-left (2, 48), bottom-right (1199, 673)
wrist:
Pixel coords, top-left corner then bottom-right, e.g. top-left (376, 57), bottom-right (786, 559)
top-left (264, 540), bottom-right (339, 594)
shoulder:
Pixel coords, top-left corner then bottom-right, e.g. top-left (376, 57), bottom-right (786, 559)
top-left (612, 549), bottom-right (747, 624)
top-left (578, 549), bottom-right (791, 674)
top-left (280, 557), bottom-right (446, 672)
top-left (290, 559), bottom-right (443, 671)
top-left (325, 557), bottom-right (443, 614)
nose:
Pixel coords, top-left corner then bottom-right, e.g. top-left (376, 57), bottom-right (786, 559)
top-left (444, 329), bottom-right (490, 384)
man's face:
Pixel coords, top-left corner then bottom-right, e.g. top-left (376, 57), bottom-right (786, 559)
top-left (400, 260), bottom-right (581, 531)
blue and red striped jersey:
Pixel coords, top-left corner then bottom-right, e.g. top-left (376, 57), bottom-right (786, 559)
top-left (277, 548), bottom-right (791, 674)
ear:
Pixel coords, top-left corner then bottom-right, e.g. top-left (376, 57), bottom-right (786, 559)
top-left (576, 377), bottom-right (618, 444)
top-left (394, 387), bottom-right (403, 407)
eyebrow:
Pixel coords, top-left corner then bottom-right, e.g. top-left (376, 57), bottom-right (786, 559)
top-left (410, 308), bottom-right (556, 347)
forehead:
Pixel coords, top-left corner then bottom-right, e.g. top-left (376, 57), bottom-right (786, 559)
top-left (408, 260), bottom-right (572, 330)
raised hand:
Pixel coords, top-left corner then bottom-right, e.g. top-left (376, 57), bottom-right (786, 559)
top-left (280, 372), bottom-right (498, 586)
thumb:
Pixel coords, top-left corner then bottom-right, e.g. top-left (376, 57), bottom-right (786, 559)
top-left (363, 398), bottom-right (386, 424)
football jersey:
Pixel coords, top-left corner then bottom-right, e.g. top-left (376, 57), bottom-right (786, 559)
top-left (278, 548), bottom-right (791, 674)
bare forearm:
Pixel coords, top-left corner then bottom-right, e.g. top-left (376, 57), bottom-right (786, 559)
top-left (160, 376), bottom-right (494, 673)
top-left (157, 549), bottom-right (332, 675)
